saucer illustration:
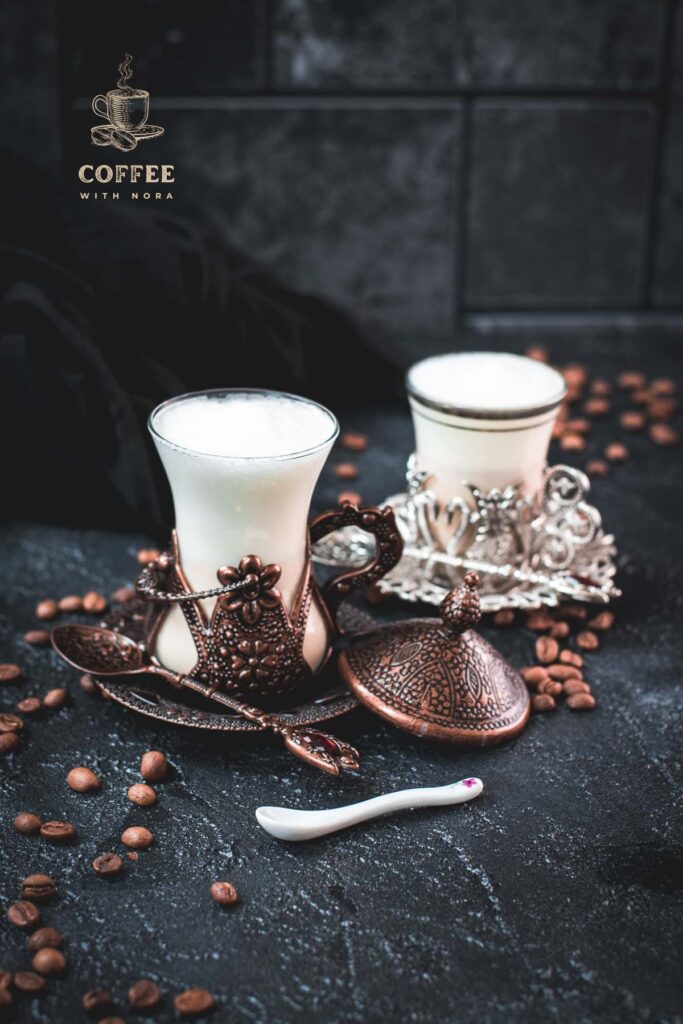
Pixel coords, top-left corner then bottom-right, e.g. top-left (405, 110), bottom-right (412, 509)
top-left (90, 54), bottom-right (164, 152)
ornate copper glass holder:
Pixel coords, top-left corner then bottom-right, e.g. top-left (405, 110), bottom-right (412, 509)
top-left (313, 459), bottom-right (620, 612)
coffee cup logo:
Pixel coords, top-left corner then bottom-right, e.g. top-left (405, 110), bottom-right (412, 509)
top-left (91, 54), bottom-right (164, 152)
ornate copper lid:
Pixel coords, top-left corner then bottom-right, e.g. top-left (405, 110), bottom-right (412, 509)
top-left (338, 573), bottom-right (530, 746)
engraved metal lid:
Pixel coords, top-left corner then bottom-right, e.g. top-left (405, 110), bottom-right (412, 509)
top-left (338, 573), bottom-right (530, 746)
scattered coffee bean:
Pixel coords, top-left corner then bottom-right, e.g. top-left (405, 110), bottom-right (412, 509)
top-left (559, 432), bottom-right (585, 452)
top-left (58, 595), bottom-right (83, 613)
top-left (532, 693), bottom-right (556, 713)
top-left (650, 377), bottom-right (676, 395)
top-left (128, 979), bottom-right (161, 1009)
top-left (174, 988), bottom-right (214, 1016)
top-left (558, 604), bottom-right (587, 620)
top-left (0, 664), bottom-right (21, 682)
top-left (588, 610), bottom-right (615, 631)
top-left (43, 688), bottom-right (68, 710)
top-left (14, 971), bottom-right (45, 993)
top-left (340, 432), bottom-right (368, 452)
top-left (590, 378), bottom-right (612, 395)
top-left (565, 417), bottom-right (590, 434)
top-left (32, 947), bottom-right (66, 975)
top-left (617, 370), bottom-right (646, 390)
top-left (559, 649), bottom-right (583, 668)
top-left (338, 490), bottom-right (362, 506)
top-left (23, 630), bottom-right (51, 646)
top-left (82, 988), bottom-right (114, 1015)
top-left (210, 881), bottom-right (238, 906)
top-left (620, 410), bottom-right (645, 431)
top-left (584, 398), bottom-right (610, 416)
top-left (137, 548), bottom-right (161, 565)
top-left (7, 901), bottom-right (40, 930)
top-left (525, 345), bottom-right (549, 362)
top-left (550, 621), bottom-right (570, 639)
top-left (40, 820), bottom-right (77, 843)
top-left (121, 827), bottom-right (153, 849)
top-left (547, 664), bottom-right (582, 681)
top-left (493, 609), bottom-right (515, 626)
top-left (632, 387), bottom-right (651, 404)
top-left (526, 612), bottom-right (554, 631)
top-left (566, 692), bottom-right (597, 711)
top-left (35, 600), bottom-right (59, 621)
top-left (538, 679), bottom-right (563, 697)
top-left (28, 927), bottom-right (63, 952)
top-left (127, 851), bottom-right (138, 862)
top-left (80, 674), bottom-right (98, 694)
top-left (648, 395), bottom-right (677, 417)
top-left (127, 783), bottom-right (156, 807)
top-left (0, 733), bottom-right (20, 755)
top-left (605, 442), bottom-right (629, 462)
top-left (0, 972), bottom-right (10, 990)
top-left (17, 697), bottom-right (41, 715)
top-left (520, 666), bottom-right (549, 686)
top-left (585, 459), bottom-right (609, 478)
top-left (564, 679), bottom-right (592, 696)
top-left (334, 463), bottom-right (358, 480)
top-left (112, 586), bottom-right (136, 604)
top-left (535, 636), bottom-right (559, 665)
top-left (21, 875), bottom-right (55, 900)
top-left (14, 812), bottom-right (42, 835)
top-left (576, 630), bottom-right (600, 651)
top-left (82, 592), bottom-right (107, 614)
top-left (67, 766), bottom-right (101, 793)
top-left (0, 713), bottom-right (23, 732)
top-left (562, 364), bottom-right (588, 389)
top-left (140, 750), bottom-right (168, 783)
top-left (92, 853), bottom-right (123, 876)
top-left (649, 423), bottom-right (679, 446)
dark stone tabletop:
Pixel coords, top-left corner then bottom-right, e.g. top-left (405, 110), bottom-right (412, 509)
top-left (2, 343), bottom-right (682, 1024)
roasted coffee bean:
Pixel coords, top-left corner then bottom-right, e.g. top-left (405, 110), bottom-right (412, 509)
top-left (576, 630), bottom-right (600, 651)
top-left (588, 611), bottom-right (615, 631)
top-left (0, 664), bottom-right (22, 682)
top-left (617, 370), bottom-right (646, 390)
top-left (140, 750), bottom-right (168, 782)
top-left (558, 604), bottom-right (587, 620)
top-left (0, 732), bottom-right (20, 755)
top-left (567, 692), bottom-right (597, 711)
top-left (585, 459), bottom-right (609, 478)
top-left (28, 927), bottom-right (63, 952)
top-left (137, 547), bottom-right (161, 565)
top-left (80, 674), bottom-right (98, 694)
top-left (493, 609), bottom-right (514, 626)
top-left (112, 586), bottom-right (136, 604)
top-left (535, 636), bottom-right (559, 665)
top-left (334, 463), bottom-right (358, 480)
top-left (127, 783), bottom-right (156, 806)
top-left (174, 988), bottom-right (214, 1016)
top-left (525, 345), bottom-right (549, 362)
top-left (649, 423), bottom-right (679, 445)
top-left (590, 378), bottom-right (612, 396)
top-left (650, 377), bottom-right (676, 395)
top-left (210, 881), bottom-right (238, 906)
top-left (21, 874), bottom-right (55, 900)
top-left (340, 432), bottom-right (368, 452)
top-left (559, 649), bottom-right (583, 668)
top-left (564, 679), bottom-right (592, 696)
top-left (532, 693), bottom-right (556, 713)
top-left (7, 901), bottom-right (40, 930)
top-left (565, 417), bottom-right (590, 434)
top-left (550, 621), bottom-right (570, 639)
top-left (338, 490), bottom-right (362, 506)
top-left (584, 398), bottom-right (610, 416)
top-left (128, 979), bottom-right (161, 1009)
top-left (14, 971), bottom-right (45, 993)
top-left (121, 827), bottom-right (153, 849)
top-left (82, 592), bottom-right (107, 614)
top-left (0, 713), bottom-right (23, 732)
top-left (520, 666), bottom-right (549, 687)
top-left (40, 820), bottom-right (77, 843)
top-left (562, 364), bottom-right (588, 388)
top-left (82, 988), bottom-right (114, 1014)
top-left (23, 629), bottom-right (51, 646)
top-left (547, 664), bottom-right (582, 681)
top-left (538, 679), bottom-right (563, 697)
top-left (35, 600), bottom-right (59, 621)
top-left (559, 432), bottom-right (585, 452)
top-left (620, 410), bottom-right (645, 431)
top-left (127, 851), bottom-right (138, 862)
top-left (648, 397), bottom-right (677, 420)
top-left (0, 971), bottom-right (10, 989)
top-left (58, 595), bottom-right (82, 613)
top-left (92, 853), bottom-right (123, 876)
top-left (605, 442), bottom-right (629, 463)
top-left (67, 766), bottom-right (101, 793)
top-left (632, 387), bottom-right (651, 404)
top-left (17, 697), bottom-right (41, 715)
top-left (526, 612), bottom-right (554, 631)
top-left (43, 688), bottom-right (68, 709)
top-left (14, 812), bottom-right (42, 835)
top-left (32, 947), bottom-right (66, 975)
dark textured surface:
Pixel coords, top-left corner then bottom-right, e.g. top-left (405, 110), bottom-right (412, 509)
top-left (1, 342), bottom-right (682, 1023)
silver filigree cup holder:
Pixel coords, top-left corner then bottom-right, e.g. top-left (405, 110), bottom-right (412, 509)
top-left (313, 457), bottom-right (620, 611)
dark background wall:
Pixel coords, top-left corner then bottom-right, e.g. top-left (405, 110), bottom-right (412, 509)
top-left (4, 0), bottom-right (683, 364)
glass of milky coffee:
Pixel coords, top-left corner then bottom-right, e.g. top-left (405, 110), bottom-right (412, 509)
top-left (406, 352), bottom-right (566, 526)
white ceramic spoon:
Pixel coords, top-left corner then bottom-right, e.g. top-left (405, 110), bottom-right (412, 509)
top-left (256, 777), bottom-right (483, 842)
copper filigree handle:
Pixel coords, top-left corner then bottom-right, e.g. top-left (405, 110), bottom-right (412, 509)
top-left (309, 501), bottom-right (403, 629)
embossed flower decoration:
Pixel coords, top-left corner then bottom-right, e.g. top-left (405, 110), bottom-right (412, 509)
top-left (231, 639), bottom-right (284, 685)
top-left (217, 555), bottom-right (281, 625)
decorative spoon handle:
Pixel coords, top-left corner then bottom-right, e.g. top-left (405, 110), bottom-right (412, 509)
top-left (256, 777), bottom-right (483, 841)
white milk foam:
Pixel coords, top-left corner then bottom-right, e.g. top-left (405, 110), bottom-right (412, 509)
top-left (154, 392), bottom-right (335, 459)
top-left (408, 352), bottom-right (565, 413)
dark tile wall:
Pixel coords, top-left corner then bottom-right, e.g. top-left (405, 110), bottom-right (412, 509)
top-left (3, 0), bottom-right (683, 360)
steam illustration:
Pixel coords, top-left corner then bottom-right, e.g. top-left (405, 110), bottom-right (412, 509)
top-left (117, 53), bottom-right (134, 92)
